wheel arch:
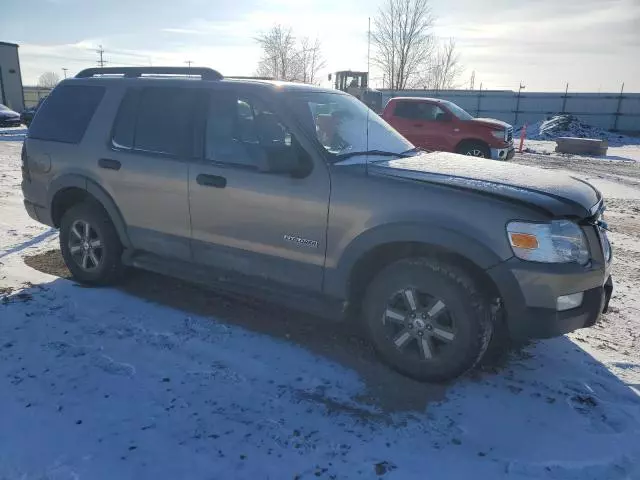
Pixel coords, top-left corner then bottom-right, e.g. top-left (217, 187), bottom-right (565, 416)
top-left (326, 224), bottom-right (506, 316)
top-left (49, 175), bottom-right (132, 249)
top-left (455, 138), bottom-right (490, 154)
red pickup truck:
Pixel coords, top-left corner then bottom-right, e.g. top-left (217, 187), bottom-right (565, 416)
top-left (382, 97), bottom-right (515, 160)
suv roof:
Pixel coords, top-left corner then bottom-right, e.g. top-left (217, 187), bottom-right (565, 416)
top-left (73, 66), bottom-right (339, 95)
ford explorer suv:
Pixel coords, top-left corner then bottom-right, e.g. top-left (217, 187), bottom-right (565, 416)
top-left (382, 97), bottom-right (515, 160)
top-left (21, 67), bottom-right (612, 382)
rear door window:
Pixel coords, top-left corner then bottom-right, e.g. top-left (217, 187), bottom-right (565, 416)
top-left (394, 101), bottom-right (438, 121)
top-left (28, 84), bottom-right (105, 143)
top-left (111, 87), bottom-right (196, 157)
top-left (133, 87), bottom-right (195, 156)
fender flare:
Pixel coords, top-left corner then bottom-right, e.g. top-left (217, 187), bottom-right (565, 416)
top-left (324, 222), bottom-right (507, 299)
top-left (48, 174), bottom-right (132, 249)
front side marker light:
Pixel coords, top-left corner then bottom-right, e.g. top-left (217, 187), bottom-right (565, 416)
top-left (508, 232), bottom-right (539, 250)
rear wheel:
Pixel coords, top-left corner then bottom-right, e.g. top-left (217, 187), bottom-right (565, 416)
top-left (60, 202), bottom-right (124, 285)
top-left (458, 141), bottom-right (490, 158)
top-left (362, 257), bottom-right (493, 382)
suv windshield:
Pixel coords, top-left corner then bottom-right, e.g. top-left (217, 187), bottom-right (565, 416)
top-left (287, 92), bottom-right (412, 161)
top-left (441, 100), bottom-right (474, 121)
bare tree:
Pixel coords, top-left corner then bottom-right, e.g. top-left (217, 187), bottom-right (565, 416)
top-left (255, 25), bottom-right (299, 81)
top-left (371, 0), bottom-right (436, 90)
top-left (255, 26), bottom-right (326, 84)
top-left (428, 38), bottom-right (463, 90)
top-left (298, 37), bottom-right (327, 84)
top-left (38, 71), bottom-right (61, 89)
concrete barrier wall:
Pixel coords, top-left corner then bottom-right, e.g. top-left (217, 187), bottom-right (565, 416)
top-left (379, 89), bottom-right (640, 133)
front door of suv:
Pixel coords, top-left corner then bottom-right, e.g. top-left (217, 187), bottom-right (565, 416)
top-left (188, 88), bottom-right (331, 291)
top-left (104, 86), bottom-right (196, 260)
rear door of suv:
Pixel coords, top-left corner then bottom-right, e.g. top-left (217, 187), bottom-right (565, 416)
top-left (102, 85), bottom-right (197, 260)
top-left (187, 86), bottom-right (331, 291)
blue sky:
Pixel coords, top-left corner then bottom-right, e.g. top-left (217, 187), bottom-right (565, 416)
top-left (2, 0), bottom-right (639, 91)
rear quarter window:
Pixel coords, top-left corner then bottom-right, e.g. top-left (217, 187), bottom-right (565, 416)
top-left (28, 84), bottom-right (105, 144)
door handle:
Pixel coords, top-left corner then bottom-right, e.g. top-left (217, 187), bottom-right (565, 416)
top-left (98, 158), bottom-right (121, 170)
top-left (413, 123), bottom-right (424, 127)
top-left (196, 174), bottom-right (227, 188)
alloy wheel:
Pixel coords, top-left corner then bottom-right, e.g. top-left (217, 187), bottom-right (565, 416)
top-left (382, 287), bottom-right (456, 360)
top-left (68, 219), bottom-right (103, 271)
top-left (466, 149), bottom-right (486, 157)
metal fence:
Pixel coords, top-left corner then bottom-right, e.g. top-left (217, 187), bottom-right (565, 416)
top-left (23, 86), bottom-right (51, 108)
top-left (379, 88), bottom-right (640, 133)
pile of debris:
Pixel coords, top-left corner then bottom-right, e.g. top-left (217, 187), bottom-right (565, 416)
top-left (519, 114), bottom-right (636, 146)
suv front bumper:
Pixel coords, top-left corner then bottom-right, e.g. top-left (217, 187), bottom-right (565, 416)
top-left (487, 257), bottom-right (612, 340)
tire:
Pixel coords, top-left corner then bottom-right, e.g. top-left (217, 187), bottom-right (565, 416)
top-left (458, 141), bottom-right (490, 158)
top-left (59, 201), bottom-right (124, 285)
top-left (362, 257), bottom-right (493, 382)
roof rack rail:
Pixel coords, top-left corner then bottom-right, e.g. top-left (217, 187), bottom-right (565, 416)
top-left (75, 67), bottom-right (223, 80)
top-left (226, 76), bottom-right (274, 80)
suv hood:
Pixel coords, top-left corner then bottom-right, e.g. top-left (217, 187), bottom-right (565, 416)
top-left (369, 151), bottom-right (600, 218)
top-left (469, 117), bottom-right (511, 129)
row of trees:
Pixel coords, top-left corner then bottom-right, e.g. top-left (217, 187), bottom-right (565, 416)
top-left (255, 0), bottom-right (462, 90)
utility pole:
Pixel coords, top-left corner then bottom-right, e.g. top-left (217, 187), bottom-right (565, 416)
top-left (62, 67), bottom-right (68, 79)
top-left (515, 82), bottom-right (526, 125)
top-left (185, 60), bottom-right (193, 77)
top-left (469, 70), bottom-right (475, 90)
top-left (96, 45), bottom-right (106, 68)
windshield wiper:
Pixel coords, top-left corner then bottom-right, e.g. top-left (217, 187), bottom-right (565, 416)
top-left (401, 146), bottom-right (431, 155)
top-left (335, 150), bottom-right (411, 161)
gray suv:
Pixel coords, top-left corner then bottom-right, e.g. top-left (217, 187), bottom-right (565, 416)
top-left (21, 67), bottom-right (613, 382)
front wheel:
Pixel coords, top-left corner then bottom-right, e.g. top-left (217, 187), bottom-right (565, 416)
top-left (362, 257), bottom-right (493, 382)
top-left (458, 141), bottom-right (490, 158)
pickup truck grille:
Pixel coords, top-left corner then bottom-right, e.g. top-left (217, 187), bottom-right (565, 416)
top-left (506, 126), bottom-right (513, 143)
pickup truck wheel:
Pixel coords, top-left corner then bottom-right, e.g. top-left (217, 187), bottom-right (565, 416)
top-left (362, 257), bottom-right (493, 382)
top-left (60, 202), bottom-right (124, 286)
top-left (458, 141), bottom-right (490, 158)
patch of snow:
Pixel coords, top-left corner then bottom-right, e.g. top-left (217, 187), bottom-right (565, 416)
top-left (0, 127), bottom-right (27, 142)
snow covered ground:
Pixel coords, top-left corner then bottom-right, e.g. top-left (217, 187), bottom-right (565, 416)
top-left (523, 139), bottom-right (640, 163)
top-left (2, 135), bottom-right (640, 480)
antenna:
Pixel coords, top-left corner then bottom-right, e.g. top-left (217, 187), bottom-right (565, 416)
top-left (365, 17), bottom-right (371, 176)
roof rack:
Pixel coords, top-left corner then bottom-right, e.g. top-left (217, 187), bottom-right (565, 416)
top-left (226, 76), bottom-right (274, 80)
top-left (75, 67), bottom-right (223, 81)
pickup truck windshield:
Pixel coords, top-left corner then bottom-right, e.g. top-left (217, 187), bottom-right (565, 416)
top-left (441, 100), bottom-right (474, 121)
top-left (287, 92), bottom-right (412, 162)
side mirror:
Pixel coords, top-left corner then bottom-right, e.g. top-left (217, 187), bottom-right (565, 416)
top-left (328, 73), bottom-right (332, 81)
top-left (436, 112), bottom-right (451, 122)
top-left (262, 146), bottom-right (311, 178)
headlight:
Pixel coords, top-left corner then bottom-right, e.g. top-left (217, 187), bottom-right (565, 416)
top-left (507, 220), bottom-right (589, 265)
top-left (490, 129), bottom-right (506, 140)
